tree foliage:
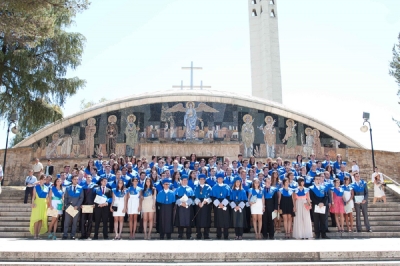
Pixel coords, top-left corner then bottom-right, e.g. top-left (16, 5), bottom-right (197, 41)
top-left (0, 0), bottom-right (89, 146)
top-left (80, 97), bottom-right (108, 110)
top-left (389, 33), bottom-right (400, 101)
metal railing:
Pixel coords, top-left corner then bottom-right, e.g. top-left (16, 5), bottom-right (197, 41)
top-left (383, 174), bottom-right (400, 186)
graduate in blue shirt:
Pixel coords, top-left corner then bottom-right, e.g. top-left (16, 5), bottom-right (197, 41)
top-left (193, 174), bottom-right (212, 239)
top-left (174, 174), bottom-right (195, 240)
top-left (230, 176), bottom-right (248, 240)
top-left (309, 173), bottom-right (330, 239)
top-left (156, 178), bottom-right (176, 240)
top-left (336, 164), bottom-right (351, 185)
top-left (248, 178), bottom-right (264, 239)
top-left (352, 172), bottom-right (371, 232)
top-left (211, 174), bottom-right (231, 240)
top-left (333, 154), bottom-right (346, 175)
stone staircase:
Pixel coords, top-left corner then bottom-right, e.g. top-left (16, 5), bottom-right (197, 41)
top-left (0, 186), bottom-right (399, 239)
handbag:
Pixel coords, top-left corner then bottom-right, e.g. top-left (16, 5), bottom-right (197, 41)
top-left (112, 206), bottom-right (118, 211)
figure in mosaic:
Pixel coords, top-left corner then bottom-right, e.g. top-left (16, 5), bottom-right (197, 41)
top-left (282, 119), bottom-right (297, 149)
top-left (46, 133), bottom-right (62, 158)
top-left (302, 127), bottom-right (314, 157)
top-left (125, 114), bottom-right (140, 151)
top-left (241, 114), bottom-right (255, 157)
top-left (85, 118), bottom-right (97, 157)
top-left (312, 129), bottom-right (322, 157)
top-left (164, 102), bottom-right (218, 140)
top-left (61, 135), bottom-right (73, 157)
top-left (259, 116), bottom-right (276, 158)
top-left (106, 115), bottom-right (118, 156)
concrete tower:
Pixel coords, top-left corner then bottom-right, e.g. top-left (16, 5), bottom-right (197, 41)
top-left (248, 0), bottom-right (282, 103)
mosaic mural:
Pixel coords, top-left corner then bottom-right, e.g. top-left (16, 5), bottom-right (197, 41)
top-left (31, 101), bottom-right (347, 159)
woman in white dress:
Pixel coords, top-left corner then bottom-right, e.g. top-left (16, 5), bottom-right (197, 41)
top-left (110, 179), bottom-right (127, 240)
top-left (47, 177), bottom-right (64, 240)
top-left (248, 179), bottom-right (264, 239)
top-left (342, 176), bottom-right (354, 232)
top-left (373, 174), bottom-right (386, 204)
top-left (127, 176), bottom-right (142, 240)
top-left (292, 177), bottom-right (313, 239)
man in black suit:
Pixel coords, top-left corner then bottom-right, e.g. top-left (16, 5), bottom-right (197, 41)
top-left (93, 177), bottom-right (112, 240)
top-left (44, 159), bottom-right (54, 176)
top-left (309, 173), bottom-right (330, 239)
top-left (80, 175), bottom-right (98, 239)
top-left (262, 177), bottom-right (279, 239)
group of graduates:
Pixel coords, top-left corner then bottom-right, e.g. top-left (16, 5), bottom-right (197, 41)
top-left (27, 152), bottom-right (372, 240)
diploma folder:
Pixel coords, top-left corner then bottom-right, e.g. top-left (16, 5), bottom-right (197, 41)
top-left (65, 205), bottom-right (79, 218)
top-left (82, 205), bottom-right (94, 213)
top-left (47, 208), bottom-right (58, 217)
top-left (314, 205), bottom-right (326, 214)
top-left (94, 195), bottom-right (107, 205)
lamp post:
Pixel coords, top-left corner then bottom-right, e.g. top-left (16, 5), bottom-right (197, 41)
top-left (2, 112), bottom-right (18, 186)
top-left (360, 112), bottom-right (376, 169)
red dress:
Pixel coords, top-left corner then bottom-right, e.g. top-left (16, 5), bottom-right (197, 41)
top-left (330, 188), bottom-right (345, 214)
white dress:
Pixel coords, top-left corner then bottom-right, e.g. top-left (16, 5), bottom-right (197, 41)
top-left (128, 192), bottom-right (141, 214)
top-left (250, 189), bottom-right (263, 215)
top-left (112, 189), bottom-right (127, 217)
top-left (374, 183), bottom-right (385, 198)
top-left (343, 190), bottom-right (354, 213)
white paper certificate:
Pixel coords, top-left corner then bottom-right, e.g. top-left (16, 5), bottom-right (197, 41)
top-left (354, 195), bottom-right (364, 203)
top-left (272, 210), bottom-right (277, 220)
top-left (94, 195), bottom-right (107, 204)
top-left (314, 205), bottom-right (326, 214)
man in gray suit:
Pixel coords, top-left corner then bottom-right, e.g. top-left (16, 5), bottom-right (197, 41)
top-left (63, 176), bottom-right (84, 240)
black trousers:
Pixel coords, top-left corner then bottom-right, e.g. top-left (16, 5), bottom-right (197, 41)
top-left (216, 227), bottom-right (229, 239)
top-left (81, 212), bottom-right (93, 238)
top-left (94, 206), bottom-right (109, 239)
top-left (24, 187), bottom-right (33, 203)
top-left (262, 210), bottom-right (275, 239)
top-left (196, 227), bottom-right (210, 239)
top-left (178, 226), bottom-right (192, 239)
top-left (160, 233), bottom-right (171, 240)
top-left (313, 212), bottom-right (327, 238)
top-left (235, 227), bottom-right (243, 237)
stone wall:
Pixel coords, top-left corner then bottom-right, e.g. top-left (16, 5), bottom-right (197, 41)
top-left (1, 146), bottom-right (399, 186)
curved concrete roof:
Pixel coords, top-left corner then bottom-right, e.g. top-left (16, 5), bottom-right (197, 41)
top-left (14, 90), bottom-right (364, 148)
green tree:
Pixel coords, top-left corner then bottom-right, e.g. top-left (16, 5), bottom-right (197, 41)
top-left (0, 1), bottom-right (89, 146)
top-left (390, 33), bottom-right (400, 101)
top-left (80, 98), bottom-right (108, 110)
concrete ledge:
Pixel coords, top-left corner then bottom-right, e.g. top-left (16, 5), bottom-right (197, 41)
top-left (0, 238), bottom-right (400, 263)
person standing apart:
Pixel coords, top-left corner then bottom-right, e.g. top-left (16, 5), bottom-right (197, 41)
top-left (47, 178), bottom-right (64, 240)
top-left (330, 178), bottom-right (345, 232)
top-left (24, 170), bottom-right (37, 204)
top-left (110, 179), bottom-right (127, 240)
top-left (32, 158), bottom-right (43, 178)
top-left (0, 164), bottom-right (3, 193)
top-left (372, 167), bottom-right (386, 204)
top-left (93, 178), bottom-right (112, 240)
top-left (353, 172), bottom-right (372, 232)
top-left (292, 177), bottom-right (313, 239)
top-left (248, 179), bottom-right (264, 239)
top-left (127, 176), bottom-right (142, 239)
top-left (156, 178), bottom-right (176, 240)
top-left (278, 178), bottom-right (295, 239)
top-left (29, 175), bottom-right (49, 239)
top-left (141, 178), bottom-right (156, 240)
top-left (342, 176), bottom-right (354, 232)
top-left (62, 176), bottom-right (83, 240)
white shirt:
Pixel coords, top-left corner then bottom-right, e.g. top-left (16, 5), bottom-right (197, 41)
top-left (25, 175), bottom-right (37, 186)
top-left (352, 165), bottom-right (360, 173)
top-left (32, 162), bottom-right (43, 172)
top-left (371, 172), bottom-right (384, 183)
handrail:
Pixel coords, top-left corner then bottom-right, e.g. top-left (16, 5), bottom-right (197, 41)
top-left (383, 174), bottom-right (400, 186)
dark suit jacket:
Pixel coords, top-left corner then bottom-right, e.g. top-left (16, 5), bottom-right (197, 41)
top-left (265, 191), bottom-right (278, 211)
top-left (64, 185), bottom-right (84, 208)
top-left (45, 165), bottom-right (54, 176)
top-left (83, 184), bottom-right (98, 205)
top-left (94, 186), bottom-right (113, 207)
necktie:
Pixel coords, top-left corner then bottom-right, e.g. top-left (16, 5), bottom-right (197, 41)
top-left (73, 186), bottom-right (76, 193)
top-left (102, 187), bottom-right (105, 194)
top-left (267, 188), bottom-right (269, 193)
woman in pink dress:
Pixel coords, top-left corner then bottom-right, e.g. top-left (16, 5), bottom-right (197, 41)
top-left (330, 178), bottom-right (345, 232)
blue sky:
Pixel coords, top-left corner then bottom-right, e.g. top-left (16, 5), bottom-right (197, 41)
top-left (5, 0), bottom-right (400, 152)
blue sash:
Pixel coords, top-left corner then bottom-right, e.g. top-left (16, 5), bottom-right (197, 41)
top-left (129, 186), bottom-right (142, 195)
top-left (36, 185), bottom-right (49, 198)
top-left (52, 186), bottom-right (64, 199)
top-left (67, 186), bottom-right (82, 197)
top-left (250, 188), bottom-right (263, 199)
top-left (263, 186), bottom-right (277, 199)
top-left (311, 185), bottom-right (325, 198)
top-left (295, 187), bottom-right (309, 196)
top-left (332, 187), bottom-right (344, 197)
top-left (113, 189), bottom-right (127, 198)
